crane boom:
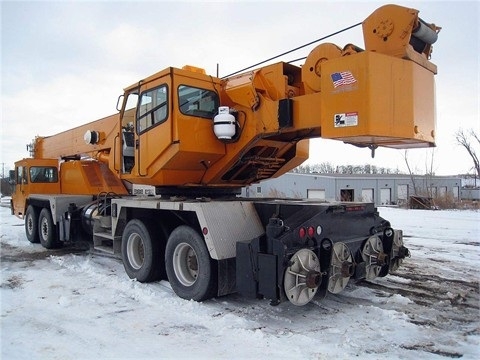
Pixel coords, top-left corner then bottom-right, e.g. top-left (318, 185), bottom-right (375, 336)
top-left (30, 113), bottom-right (120, 163)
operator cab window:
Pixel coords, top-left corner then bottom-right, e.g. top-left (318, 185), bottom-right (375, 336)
top-left (178, 85), bottom-right (219, 119)
top-left (121, 91), bottom-right (139, 130)
top-left (137, 85), bottom-right (168, 134)
top-left (29, 166), bottom-right (58, 183)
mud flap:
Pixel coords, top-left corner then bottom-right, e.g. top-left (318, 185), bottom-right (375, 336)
top-left (258, 253), bottom-right (278, 302)
top-left (236, 240), bottom-right (258, 299)
top-left (236, 236), bottom-right (285, 305)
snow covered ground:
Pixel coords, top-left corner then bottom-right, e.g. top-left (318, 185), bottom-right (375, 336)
top-left (1, 206), bottom-right (479, 359)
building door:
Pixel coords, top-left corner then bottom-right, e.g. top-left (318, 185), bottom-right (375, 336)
top-left (397, 184), bottom-right (408, 203)
top-left (308, 189), bottom-right (326, 200)
top-left (361, 188), bottom-right (374, 203)
top-left (340, 189), bottom-right (354, 202)
top-left (452, 186), bottom-right (459, 199)
top-left (439, 186), bottom-right (447, 198)
top-left (380, 188), bottom-right (391, 205)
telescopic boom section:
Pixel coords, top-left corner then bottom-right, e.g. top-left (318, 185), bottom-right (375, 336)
top-left (27, 4), bottom-right (440, 192)
top-left (30, 113), bottom-right (120, 165)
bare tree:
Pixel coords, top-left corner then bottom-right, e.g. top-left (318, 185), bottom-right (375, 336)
top-left (455, 129), bottom-right (480, 178)
top-left (403, 150), bottom-right (419, 195)
top-left (424, 148), bottom-right (437, 198)
top-left (293, 162), bottom-right (403, 175)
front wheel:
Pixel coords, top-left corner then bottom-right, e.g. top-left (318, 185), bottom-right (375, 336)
top-left (121, 219), bottom-right (163, 282)
top-left (38, 208), bottom-right (61, 249)
top-left (165, 225), bottom-right (217, 302)
top-left (25, 205), bottom-right (39, 243)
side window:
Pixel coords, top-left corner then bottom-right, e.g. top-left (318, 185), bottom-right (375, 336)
top-left (178, 85), bottom-right (219, 119)
top-left (121, 91), bottom-right (139, 130)
top-left (137, 85), bottom-right (168, 134)
top-left (16, 166), bottom-right (27, 184)
top-left (29, 167), bottom-right (58, 183)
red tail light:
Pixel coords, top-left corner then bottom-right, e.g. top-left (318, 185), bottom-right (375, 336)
top-left (307, 226), bottom-right (315, 238)
top-left (299, 227), bottom-right (306, 238)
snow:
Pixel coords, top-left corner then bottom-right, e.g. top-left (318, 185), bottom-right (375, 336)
top-left (1, 206), bottom-right (479, 359)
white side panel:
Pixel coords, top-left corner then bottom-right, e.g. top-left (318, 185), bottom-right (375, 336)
top-left (30, 194), bottom-right (93, 224)
top-left (112, 198), bottom-right (265, 260)
top-left (192, 202), bottom-right (265, 260)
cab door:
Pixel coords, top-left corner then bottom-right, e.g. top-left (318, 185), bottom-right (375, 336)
top-left (11, 162), bottom-right (28, 217)
top-left (136, 77), bottom-right (172, 177)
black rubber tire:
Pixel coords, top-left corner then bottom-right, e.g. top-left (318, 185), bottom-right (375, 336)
top-left (121, 219), bottom-right (162, 283)
top-left (25, 205), bottom-right (40, 243)
top-left (165, 225), bottom-right (217, 302)
top-left (38, 208), bottom-right (61, 249)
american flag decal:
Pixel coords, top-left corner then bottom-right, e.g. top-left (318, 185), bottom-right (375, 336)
top-left (331, 71), bottom-right (357, 88)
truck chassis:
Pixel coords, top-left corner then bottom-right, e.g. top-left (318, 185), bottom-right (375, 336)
top-left (18, 194), bottom-right (408, 306)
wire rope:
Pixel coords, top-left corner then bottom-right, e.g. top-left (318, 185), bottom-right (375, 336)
top-left (222, 22), bottom-right (362, 78)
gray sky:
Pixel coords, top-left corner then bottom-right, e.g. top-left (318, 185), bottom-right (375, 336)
top-left (1, 0), bottom-right (479, 176)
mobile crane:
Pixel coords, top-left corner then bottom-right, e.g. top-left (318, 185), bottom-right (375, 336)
top-left (10, 5), bottom-right (440, 306)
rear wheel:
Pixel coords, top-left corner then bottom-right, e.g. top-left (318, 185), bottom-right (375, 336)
top-left (121, 219), bottom-right (163, 282)
top-left (38, 208), bottom-right (61, 249)
top-left (165, 225), bottom-right (217, 302)
top-left (25, 205), bottom-right (39, 243)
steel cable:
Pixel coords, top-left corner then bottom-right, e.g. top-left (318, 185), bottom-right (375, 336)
top-left (222, 21), bottom-right (362, 78)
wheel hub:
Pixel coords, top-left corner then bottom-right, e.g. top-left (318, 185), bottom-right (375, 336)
top-left (173, 242), bottom-right (199, 287)
top-left (284, 249), bottom-right (321, 306)
top-left (328, 242), bottom-right (354, 294)
top-left (362, 235), bottom-right (387, 280)
top-left (126, 233), bottom-right (145, 270)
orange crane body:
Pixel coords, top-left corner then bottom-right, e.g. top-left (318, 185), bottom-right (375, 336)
top-left (22, 5), bottom-right (438, 192)
top-left (9, 5), bottom-right (441, 306)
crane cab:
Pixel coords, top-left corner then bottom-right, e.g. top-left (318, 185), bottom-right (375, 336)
top-left (11, 159), bottom-right (60, 218)
top-left (118, 67), bottom-right (226, 189)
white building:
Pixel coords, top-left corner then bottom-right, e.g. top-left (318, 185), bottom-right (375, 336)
top-left (244, 173), bottom-right (462, 206)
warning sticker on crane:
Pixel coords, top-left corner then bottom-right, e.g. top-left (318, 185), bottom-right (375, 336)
top-left (334, 112), bottom-right (358, 127)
